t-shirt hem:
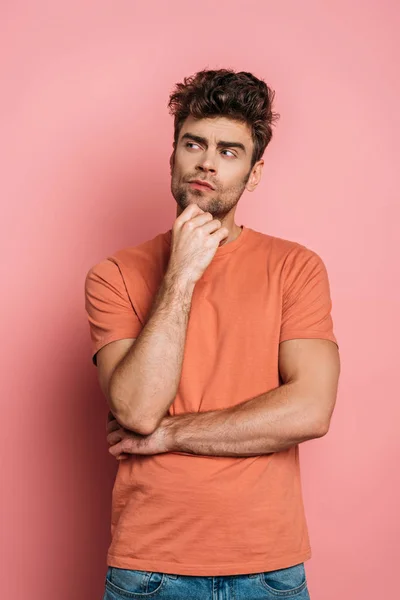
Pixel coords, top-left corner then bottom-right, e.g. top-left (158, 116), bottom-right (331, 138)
top-left (107, 547), bottom-right (312, 576)
top-left (91, 330), bottom-right (142, 364)
top-left (279, 331), bottom-right (338, 347)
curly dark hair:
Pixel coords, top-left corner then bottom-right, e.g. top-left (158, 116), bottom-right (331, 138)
top-left (168, 68), bottom-right (280, 167)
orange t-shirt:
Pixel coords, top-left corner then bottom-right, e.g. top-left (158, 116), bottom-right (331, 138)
top-left (84, 225), bottom-right (338, 576)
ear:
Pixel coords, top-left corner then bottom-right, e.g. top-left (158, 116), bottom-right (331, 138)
top-left (169, 149), bottom-right (175, 175)
top-left (245, 159), bottom-right (264, 192)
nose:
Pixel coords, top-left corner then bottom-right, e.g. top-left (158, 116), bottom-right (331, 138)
top-left (196, 150), bottom-right (217, 174)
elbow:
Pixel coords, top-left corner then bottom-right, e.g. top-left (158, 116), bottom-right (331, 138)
top-left (108, 379), bottom-right (167, 436)
top-left (126, 413), bottom-right (166, 436)
top-left (111, 399), bottom-right (157, 435)
top-left (312, 418), bottom-right (330, 439)
top-left (115, 412), bottom-right (156, 436)
top-left (108, 393), bottom-right (157, 437)
top-left (108, 379), bottom-right (156, 436)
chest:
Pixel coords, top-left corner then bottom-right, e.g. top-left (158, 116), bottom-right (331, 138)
top-left (188, 258), bottom-right (283, 352)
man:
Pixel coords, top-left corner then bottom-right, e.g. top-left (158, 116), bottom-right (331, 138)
top-left (85, 68), bottom-right (340, 600)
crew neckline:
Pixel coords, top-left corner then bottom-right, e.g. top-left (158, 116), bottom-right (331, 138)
top-left (163, 225), bottom-right (249, 258)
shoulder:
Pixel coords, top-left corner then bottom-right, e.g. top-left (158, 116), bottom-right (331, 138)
top-left (112, 230), bottom-right (168, 267)
top-left (86, 230), bottom-right (170, 283)
top-left (247, 227), bottom-right (323, 270)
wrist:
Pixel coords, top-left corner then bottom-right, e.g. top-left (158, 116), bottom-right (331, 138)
top-left (164, 267), bottom-right (196, 294)
top-left (160, 415), bottom-right (180, 453)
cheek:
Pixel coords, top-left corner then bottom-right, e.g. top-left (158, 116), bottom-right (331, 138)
top-left (174, 150), bottom-right (197, 172)
top-left (171, 159), bottom-right (184, 180)
top-left (221, 168), bottom-right (245, 188)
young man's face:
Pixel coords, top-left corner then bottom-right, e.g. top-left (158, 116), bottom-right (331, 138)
top-left (170, 116), bottom-right (263, 219)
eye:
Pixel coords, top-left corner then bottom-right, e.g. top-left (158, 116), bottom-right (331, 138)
top-left (221, 149), bottom-right (236, 158)
top-left (185, 142), bottom-right (200, 150)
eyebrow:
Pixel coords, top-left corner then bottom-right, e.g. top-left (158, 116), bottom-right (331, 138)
top-left (181, 132), bottom-right (246, 154)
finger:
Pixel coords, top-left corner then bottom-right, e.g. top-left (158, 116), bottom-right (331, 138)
top-left (109, 440), bottom-right (127, 457)
top-left (106, 419), bottom-right (121, 435)
top-left (210, 226), bottom-right (229, 244)
top-left (183, 211), bottom-right (214, 230)
top-left (175, 203), bottom-right (204, 226)
top-left (117, 453), bottom-right (129, 461)
top-left (107, 430), bottom-right (124, 446)
top-left (106, 411), bottom-right (116, 432)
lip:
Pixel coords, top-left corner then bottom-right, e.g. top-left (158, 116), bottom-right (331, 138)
top-left (188, 179), bottom-right (215, 190)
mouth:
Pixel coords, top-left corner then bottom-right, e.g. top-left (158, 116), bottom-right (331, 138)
top-left (188, 179), bottom-right (215, 191)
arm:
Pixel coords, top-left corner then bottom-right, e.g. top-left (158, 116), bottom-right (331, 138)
top-left (105, 244), bottom-right (340, 457)
top-left (167, 338), bottom-right (340, 456)
top-left (101, 274), bottom-right (194, 435)
top-left (93, 205), bottom-right (228, 436)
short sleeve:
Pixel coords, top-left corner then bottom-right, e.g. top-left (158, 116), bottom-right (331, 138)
top-left (84, 259), bottom-right (143, 365)
top-left (279, 248), bottom-right (338, 348)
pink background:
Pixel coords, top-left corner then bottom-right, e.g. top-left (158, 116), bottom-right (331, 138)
top-left (1, 1), bottom-right (399, 598)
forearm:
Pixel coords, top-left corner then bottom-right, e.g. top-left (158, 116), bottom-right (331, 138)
top-left (109, 271), bottom-right (194, 434)
top-left (168, 382), bottom-right (327, 456)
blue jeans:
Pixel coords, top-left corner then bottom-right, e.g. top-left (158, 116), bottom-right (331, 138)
top-left (103, 562), bottom-right (310, 599)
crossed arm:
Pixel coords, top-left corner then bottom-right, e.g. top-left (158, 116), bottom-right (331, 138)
top-left (105, 337), bottom-right (340, 459)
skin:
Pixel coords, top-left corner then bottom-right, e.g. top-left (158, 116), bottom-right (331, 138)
top-left (107, 410), bottom-right (171, 459)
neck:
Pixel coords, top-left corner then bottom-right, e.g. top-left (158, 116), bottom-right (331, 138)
top-left (219, 221), bottom-right (243, 246)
